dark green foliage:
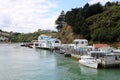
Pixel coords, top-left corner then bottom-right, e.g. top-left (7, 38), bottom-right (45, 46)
top-left (105, 1), bottom-right (112, 8)
top-left (0, 29), bottom-right (2, 32)
top-left (55, 11), bottom-right (65, 31)
top-left (82, 3), bottom-right (90, 18)
top-left (65, 1), bottom-right (120, 42)
top-left (81, 3), bottom-right (104, 18)
top-left (66, 9), bottom-right (86, 34)
top-left (87, 5), bottom-right (120, 42)
top-left (65, 3), bottom-right (104, 40)
top-left (89, 3), bottom-right (104, 16)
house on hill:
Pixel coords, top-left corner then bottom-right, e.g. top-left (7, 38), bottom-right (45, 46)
top-left (0, 36), bottom-right (9, 42)
top-left (0, 32), bottom-right (10, 42)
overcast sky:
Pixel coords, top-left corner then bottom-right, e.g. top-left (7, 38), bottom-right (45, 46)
top-left (0, 0), bottom-right (118, 33)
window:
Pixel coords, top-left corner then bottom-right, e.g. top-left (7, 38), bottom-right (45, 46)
top-left (75, 41), bottom-right (79, 44)
top-left (55, 41), bottom-right (59, 43)
top-left (35, 44), bottom-right (38, 46)
top-left (81, 41), bottom-right (84, 44)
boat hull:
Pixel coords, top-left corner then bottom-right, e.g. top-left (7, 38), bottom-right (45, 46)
top-left (79, 60), bottom-right (98, 69)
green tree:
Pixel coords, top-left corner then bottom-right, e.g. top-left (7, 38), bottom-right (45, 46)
top-left (82, 3), bottom-right (90, 18)
top-left (0, 29), bottom-right (2, 32)
top-left (55, 10), bottom-right (65, 31)
top-left (89, 2), bottom-right (104, 16)
top-left (105, 1), bottom-right (112, 8)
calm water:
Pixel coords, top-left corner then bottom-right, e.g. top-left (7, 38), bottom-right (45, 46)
top-left (0, 44), bottom-right (120, 80)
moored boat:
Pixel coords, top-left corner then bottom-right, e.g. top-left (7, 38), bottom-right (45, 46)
top-left (36, 34), bottom-right (61, 50)
top-left (20, 43), bottom-right (26, 46)
top-left (79, 55), bottom-right (98, 69)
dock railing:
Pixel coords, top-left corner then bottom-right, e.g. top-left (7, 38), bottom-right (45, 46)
top-left (60, 45), bottom-right (88, 57)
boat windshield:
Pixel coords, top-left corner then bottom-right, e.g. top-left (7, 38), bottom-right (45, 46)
top-left (88, 58), bottom-right (94, 60)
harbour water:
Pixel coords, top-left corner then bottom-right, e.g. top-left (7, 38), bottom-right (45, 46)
top-left (0, 44), bottom-right (120, 80)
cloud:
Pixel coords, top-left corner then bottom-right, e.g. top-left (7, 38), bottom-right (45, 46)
top-left (89, 0), bottom-right (111, 4)
top-left (0, 14), bottom-right (12, 28)
top-left (0, 0), bottom-right (59, 33)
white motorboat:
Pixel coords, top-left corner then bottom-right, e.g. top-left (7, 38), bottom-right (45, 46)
top-left (79, 55), bottom-right (98, 69)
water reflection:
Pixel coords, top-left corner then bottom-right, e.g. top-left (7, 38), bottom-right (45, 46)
top-left (79, 65), bottom-right (98, 75)
top-left (35, 49), bottom-right (54, 57)
top-left (0, 44), bottom-right (120, 80)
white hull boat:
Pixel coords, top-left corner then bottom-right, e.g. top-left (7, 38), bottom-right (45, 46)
top-left (79, 55), bottom-right (98, 69)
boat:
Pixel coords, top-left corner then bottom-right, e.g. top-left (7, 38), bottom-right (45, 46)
top-left (20, 43), bottom-right (26, 46)
top-left (28, 43), bottom-right (33, 48)
top-left (79, 55), bottom-right (98, 69)
top-left (35, 34), bottom-right (61, 50)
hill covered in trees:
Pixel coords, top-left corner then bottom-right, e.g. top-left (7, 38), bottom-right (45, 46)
top-left (0, 29), bottom-right (57, 42)
top-left (11, 30), bottom-right (57, 42)
top-left (56, 1), bottom-right (120, 44)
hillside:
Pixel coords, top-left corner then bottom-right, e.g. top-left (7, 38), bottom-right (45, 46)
top-left (56, 3), bottom-right (120, 48)
top-left (0, 29), bottom-right (57, 42)
top-left (11, 30), bottom-right (57, 42)
top-left (86, 6), bottom-right (120, 42)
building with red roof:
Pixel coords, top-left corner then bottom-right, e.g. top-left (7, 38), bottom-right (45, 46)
top-left (93, 44), bottom-right (110, 51)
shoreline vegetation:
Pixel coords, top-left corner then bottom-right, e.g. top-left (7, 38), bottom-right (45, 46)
top-left (0, 1), bottom-right (120, 48)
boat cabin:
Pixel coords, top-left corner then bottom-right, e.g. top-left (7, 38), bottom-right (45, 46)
top-left (47, 38), bottom-right (61, 49)
top-left (73, 39), bottom-right (88, 47)
top-left (35, 34), bottom-right (61, 50)
top-left (38, 34), bottom-right (51, 41)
